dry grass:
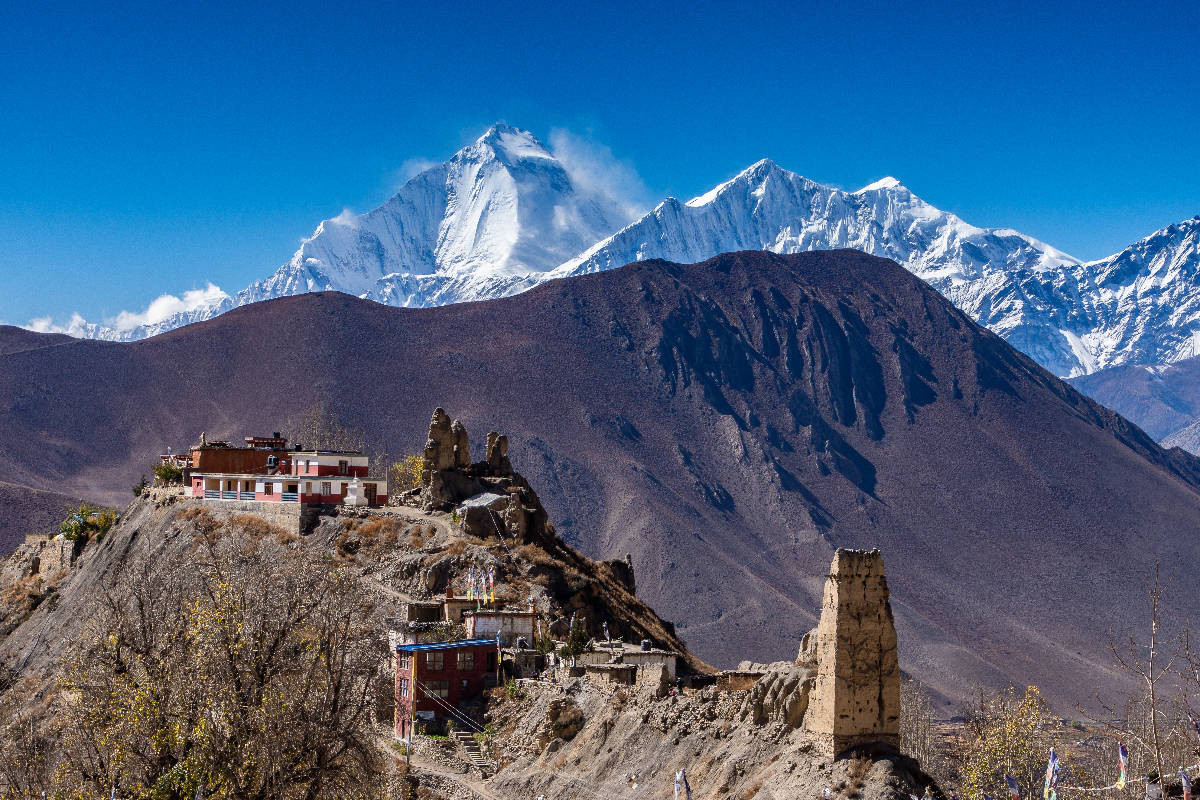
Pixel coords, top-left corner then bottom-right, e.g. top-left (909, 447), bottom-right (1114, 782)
top-left (516, 543), bottom-right (556, 568)
top-left (228, 514), bottom-right (291, 542)
top-left (177, 506), bottom-right (215, 524)
top-left (0, 575), bottom-right (41, 605)
top-left (335, 516), bottom-right (405, 558)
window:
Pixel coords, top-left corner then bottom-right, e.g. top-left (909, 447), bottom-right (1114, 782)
top-left (338, 460), bottom-right (348, 475)
top-left (398, 679), bottom-right (409, 697)
top-left (340, 483), bottom-right (347, 496)
top-left (321, 481), bottom-right (332, 496)
top-left (424, 651), bottom-right (444, 670)
top-left (456, 651), bottom-right (474, 671)
top-left (424, 680), bottom-right (449, 699)
top-left (398, 654), bottom-right (411, 670)
top-left (263, 483), bottom-right (274, 495)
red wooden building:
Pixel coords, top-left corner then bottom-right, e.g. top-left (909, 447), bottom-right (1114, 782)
top-left (190, 447), bottom-right (387, 506)
top-left (393, 639), bottom-right (498, 739)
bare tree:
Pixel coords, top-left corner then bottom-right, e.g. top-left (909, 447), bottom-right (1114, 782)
top-left (289, 402), bottom-right (367, 453)
top-left (1, 512), bottom-right (390, 799)
top-left (290, 401), bottom-right (390, 486)
top-left (1079, 561), bottom-right (1190, 783)
top-left (901, 678), bottom-right (943, 776)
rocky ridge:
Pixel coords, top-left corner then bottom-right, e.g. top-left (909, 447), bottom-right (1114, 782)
top-left (5, 251), bottom-right (1200, 706)
top-left (0, 411), bottom-right (931, 800)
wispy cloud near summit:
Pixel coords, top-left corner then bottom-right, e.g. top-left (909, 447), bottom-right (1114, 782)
top-left (26, 283), bottom-right (230, 338)
top-left (547, 128), bottom-right (652, 224)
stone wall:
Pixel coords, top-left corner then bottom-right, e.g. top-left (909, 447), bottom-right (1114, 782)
top-left (804, 548), bottom-right (900, 757)
top-left (180, 496), bottom-right (308, 532)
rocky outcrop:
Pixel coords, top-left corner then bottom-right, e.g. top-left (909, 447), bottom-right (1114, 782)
top-left (538, 696), bottom-right (585, 749)
top-left (423, 408), bottom-right (470, 472)
top-left (485, 431), bottom-right (512, 474)
top-left (414, 409), bottom-right (554, 547)
top-left (741, 662), bottom-right (815, 727)
top-left (486, 665), bottom-right (932, 800)
top-left (805, 549), bottom-right (900, 757)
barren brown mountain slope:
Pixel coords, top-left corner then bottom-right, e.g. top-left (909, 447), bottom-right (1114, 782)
top-left (1, 250), bottom-right (1198, 707)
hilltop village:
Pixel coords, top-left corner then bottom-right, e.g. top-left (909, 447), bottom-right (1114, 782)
top-left (0, 409), bottom-right (930, 800)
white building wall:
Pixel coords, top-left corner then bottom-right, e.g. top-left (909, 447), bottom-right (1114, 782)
top-left (622, 651), bottom-right (677, 679)
top-left (467, 614), bottom-right (537, 646)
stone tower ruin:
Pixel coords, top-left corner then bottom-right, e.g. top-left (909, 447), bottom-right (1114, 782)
top-left (805, 548), bottom-right (900, 757)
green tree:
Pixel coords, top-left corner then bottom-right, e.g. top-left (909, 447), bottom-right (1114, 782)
top-left (57, 504), bottom-right (117, 542)
top-left (561, 617), bottom-right (589, 658)
top-left (152, 461), bottom-right (183, 484)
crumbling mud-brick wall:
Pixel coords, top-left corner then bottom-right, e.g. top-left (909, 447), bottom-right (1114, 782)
top-left (805, 548), bottom-right (900, 757)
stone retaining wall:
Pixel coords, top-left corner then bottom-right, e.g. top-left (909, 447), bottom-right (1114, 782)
top-left (177, 496), bottom-right (309, 532)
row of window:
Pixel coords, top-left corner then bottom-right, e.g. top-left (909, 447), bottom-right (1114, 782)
top-left (295, 460), bottom-right (352, 475)
top-left (398, 679), bottom-right (461, 699)
top-left (399, 651), bottom-right (476, 671)
top-left (210, 481), bottom-right (345, 494)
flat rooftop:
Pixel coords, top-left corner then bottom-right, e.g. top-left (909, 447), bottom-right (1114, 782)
top-left (394, 638), bottom-right (497, 652)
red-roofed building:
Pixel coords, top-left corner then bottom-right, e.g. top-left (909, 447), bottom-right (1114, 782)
top-left (187, 439), bottom-right (387, 506)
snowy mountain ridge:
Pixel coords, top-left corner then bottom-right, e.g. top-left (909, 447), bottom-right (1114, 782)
top-left (46, 125), bottom-right (1200, 379)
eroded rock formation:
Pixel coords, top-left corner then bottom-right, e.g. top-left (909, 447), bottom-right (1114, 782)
top-left (414, 409), bottom-right (552, 545)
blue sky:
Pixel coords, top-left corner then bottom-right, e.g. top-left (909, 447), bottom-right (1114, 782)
top-left (2, 0), bottom-right (1198, 328)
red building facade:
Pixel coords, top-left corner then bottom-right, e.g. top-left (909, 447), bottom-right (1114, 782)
top-left (393, 639), bottom-right (498, 739)
top-left (189, 447), bottom-right (386, 506)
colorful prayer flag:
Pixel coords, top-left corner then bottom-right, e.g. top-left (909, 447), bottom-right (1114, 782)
top-left (1192, 716), bottom-right (1200, 740)
top-left (488, 566), bottom-right (495, 603)
top-left (1006, 774), bottom-right (1021, 800)
top-left (1117, 741), bottom-right (1128, 789)
top-left (1044, 748), bottom-right (1060, 800)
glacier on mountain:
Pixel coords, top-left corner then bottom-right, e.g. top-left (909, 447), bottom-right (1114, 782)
top-left (44, 125), bottom-right (1200, 380)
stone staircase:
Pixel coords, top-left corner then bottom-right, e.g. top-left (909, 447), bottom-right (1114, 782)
top-left (453, 730), bottom-right (495, 777)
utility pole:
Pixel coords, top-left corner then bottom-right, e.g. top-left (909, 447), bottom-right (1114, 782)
top-left (407, 648), bottom-right (417, 768)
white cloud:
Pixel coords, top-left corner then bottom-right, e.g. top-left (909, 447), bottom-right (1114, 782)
top-left (26, 312), bottom-right (90, 336)
top-left (547, 128), bottom-right (653, 224)
top-left (111, 283), bottom-right (230, 333)
top-left (330, 208), bottom-right (358, 226)
top-left (23, 284), bottom-right (230, 339)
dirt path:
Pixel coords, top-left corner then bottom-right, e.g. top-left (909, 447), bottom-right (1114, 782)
top-left (411, 752), bottom-right (504, 800)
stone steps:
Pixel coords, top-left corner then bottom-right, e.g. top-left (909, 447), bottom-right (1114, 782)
top-left (453, 730), bottom-right (494, 777)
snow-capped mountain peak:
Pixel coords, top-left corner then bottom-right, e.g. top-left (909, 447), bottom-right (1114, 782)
top-left (855, 176), bottom-right (903, 193)
top-left (472, 123), bottom-right (554, 164)
top-left (233, 123), bottom-right (632, 310)
top-left (44, 126), bottom-right (1200, 383)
